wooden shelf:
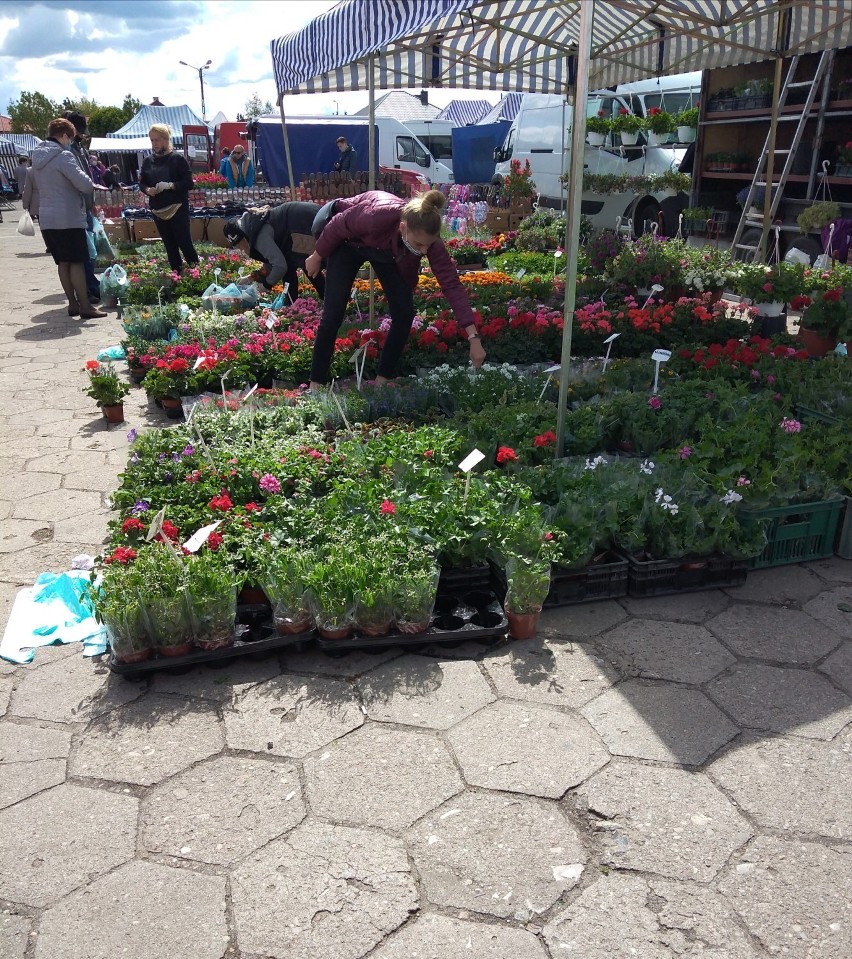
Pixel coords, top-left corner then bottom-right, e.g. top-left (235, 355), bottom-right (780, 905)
top-left (703, 100), bottom-right (852, 125)
top-left (702, 172), bottom-right (852, 184)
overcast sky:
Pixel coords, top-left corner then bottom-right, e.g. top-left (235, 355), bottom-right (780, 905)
top-left (0, 0), bottom-right (501, 125)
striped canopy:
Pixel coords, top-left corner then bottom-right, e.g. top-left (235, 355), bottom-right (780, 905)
top-left (435, 99), bottom-right (493, 126)
top-left (271, 0), bottom-right (852, 98)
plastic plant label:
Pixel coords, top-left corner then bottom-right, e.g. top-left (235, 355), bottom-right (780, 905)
top-left (193, 356), bottom-right (205, 370)
top-left (265, 316), bottom-right (276, 330)
top-left (604, 332), bottom-right (621, 344)
top-left (545, 364), bottom-right (561, 373)
top-left (515, 268), bottom-right (526, 278)
top-left (145, 506), bottom-right (167, 543)
top-left (651, 349), bottom-right (672, 362)
top-left (458, 449), bottom-right (485, 472)
top-left (243, 383), bottom-right (259, 402)
top-left (183, 521), bottom-right (222, 554)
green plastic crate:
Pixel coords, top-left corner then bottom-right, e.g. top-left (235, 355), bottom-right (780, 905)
top-left (742, 499), bottom-right (845, 568)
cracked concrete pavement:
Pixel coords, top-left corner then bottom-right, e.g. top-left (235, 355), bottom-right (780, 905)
top-left (1, 205), bottom-right (851, 959)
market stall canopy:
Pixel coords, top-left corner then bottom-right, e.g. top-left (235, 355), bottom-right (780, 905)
top-left (271, 0), bottom-right (852, 97)
top-left (89, 136), bottom-right (152, 154)
top-left (109, 104), bottom-right (206, 145)
top-left (435, 99), bottom-right (492, 126)
top-left (0, 133), bottom-right (43, 155)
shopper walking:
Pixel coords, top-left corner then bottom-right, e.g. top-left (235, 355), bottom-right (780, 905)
top-left (304, 189), bottom-right (485, 387)
top-left (22, 117), bottom-right (107, 319)
top-left (139, 124), bottom-right (199, 273)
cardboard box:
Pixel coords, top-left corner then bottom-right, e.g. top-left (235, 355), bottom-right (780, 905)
top-left (485, 210), bottom-right (509, 234)
top-left (190, 218), bottom-right (206, 242)
top-left (131, 219), bottom-right (159, 242)
top-left (205, 217), bottom-right (228, 247)
top-left (104, 219), bottom-right (129, 244)
top-left (509, 212), bottom-right (526, 231)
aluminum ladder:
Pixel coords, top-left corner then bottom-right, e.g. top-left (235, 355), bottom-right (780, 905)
top-left (730, 49), bottom-right (835, 261)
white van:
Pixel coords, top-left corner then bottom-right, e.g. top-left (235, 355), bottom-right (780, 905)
top-left (402, 119), bottom-right (455, 177)
top-left (493, 74), bottom-right (700, 231)
top-left (254, 115), bottom-right (454, 187)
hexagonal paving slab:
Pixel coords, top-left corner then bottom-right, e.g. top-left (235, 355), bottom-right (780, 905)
top-left (356, 656), bottom-right (494, 730)
top-left (304, 724), bottom-right (462, 830)
top-left (281, 645), bottom-right (402, 678)
top-left (543, 873), bottom-right (763, 959)
top-left (818, 641), bottom-right (852, 694)
top-left (0, 912), bottom-right (30, 959)
top-left (231, 819), bottom-right (417, 959)
top-left (725, 565), bottom-right (826, 606)
top-left (11, 488), bottom-right (102, 522)
top-left (581, 680), bottom-right (739, 765)
top-left (371, 913), bottom-right (548, 958)
top-left (706, 663), bottom-right (852, 740)
top-left (594, 619), bottom-right (736, 684)
top-left (718, 837), bottom-right (851, 959)
top-left (447, 700), bottom-right (609, 797)
top-left (539, 600), bottom-right (627, 638)
top-left (709, 732), bottom-right (851, 838)
top-left (707, 604), bottom-right (842, 664)
top-left (619, 589), bottom-right (730, 623)
top-left (223, 674), bottom-right (363, 757)
top-left (481, 639), bottom-right (616, 708)
top-left (406, 790), bottom-right (586, 920)
top-left (0, 783), bottom-right (137, 907)
top-left (70, 695), bottom-right (225, 786)
top-left (141, 755), bottom-right (305, 865)
top-left (804, 585), bottom-right (852, 640)
top-left (9, 653), bottom-right (144, 724)
top-left (150, 654), bottom-right (282, 701)
top-left (580, 761), bottom-right (753, 881)
top-left (0, 722), bottom-right (71, 810)
top-left (0, 677), bottom-right (11, 717)
top-left (35, 860), bottom-right (227, 959)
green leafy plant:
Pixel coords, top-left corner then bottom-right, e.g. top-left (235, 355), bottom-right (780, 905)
top-left (612, 109), bottom-right (644, 135)
top-left (675, 106), bottom-right (699, 128)
top-left (82, 360), bottom-right (131, 407)
top-left (732, 261), bottom-right (805, 303)
top-left (796, 201), bottom-right (841, 233)
top-left (644, 108), bottom-right (675, 135)
top-left (504, 556), bottom-right (552, 614)
top-left (586, 111), bottom-right (612, 135)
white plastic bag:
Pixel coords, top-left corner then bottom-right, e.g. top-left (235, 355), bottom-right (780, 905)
top-left (17, 210), bottom-right (35, 236)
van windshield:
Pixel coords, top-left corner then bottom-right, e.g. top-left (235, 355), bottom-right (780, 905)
top-left (635, 92), bottom-right (697, 115)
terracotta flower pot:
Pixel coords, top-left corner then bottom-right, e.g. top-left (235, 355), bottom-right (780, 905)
top-left (317, 624), bottom-right (353, 640)
top-left (102, 403), bottom-right (125, 424)
top-left (506, 609), bottom-right (541, 641)
top-left (797, 326), bottom-right (837, 357)
top-left (158, 641), bottom-right (194, 657)
top-left (113, 647), bottom-right (152, 665)
top-left (160, 397), bottom-right (183, 419)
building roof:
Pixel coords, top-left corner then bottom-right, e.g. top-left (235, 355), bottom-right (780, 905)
top-left (110, 104), bottom-right (207, 143)
top-left (434, 99), bottom-right (492, 126)
top-left (0, 115), bottom-right (11, 133)
top-left (353, 90), bottom-right (439, 122)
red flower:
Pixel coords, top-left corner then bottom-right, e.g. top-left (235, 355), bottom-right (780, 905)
top-left (533, 431), bottom-right (557, 447)
top-left (121, 517), bottom-right (145, 535)
top-left (158, 520), bottom-right (179, 542)
top-left (380, 499), bottom-right (396, 515)
top-left (85, 360), bottom-right (99, 371)
top-left (244, 502), bottom-right (260, 512)
top-left (104, 546), bottom-right (137, 565)
top-left (544, 532), bottom-right (554, 541)
top-left (790, 294), bottom-right (812, 311)
top-left (424, 450), bottom-right (434, 458)
top-left (206, 532), bottom-right (223, 551)
top-left (209, 491), bottom-right (233, 512)
top-left (496, 446), bottom-right (518, 464)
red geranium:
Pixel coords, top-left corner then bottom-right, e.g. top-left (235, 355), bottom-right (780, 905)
top-left (496, 446), bottom-right (518, 464)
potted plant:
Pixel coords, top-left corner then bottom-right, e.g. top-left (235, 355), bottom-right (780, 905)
top-left (393, 550), bottom-right (441, 634)
top-left (792, 269), bottom-right (852, 355)
top-left (82, 360), bottom-right (131, 423)
top-left (503, 555), bottom-right (551, 640)
top-left (612, 109), bottom-right (644, 146)
top-left (586, 111), bottom-right (612, 146)
top-left (184, 551), bottom-right (238, 651)
top-left (304, 546), bottom-right (358, 640)
top-left (796, 201), bottom-right (841, 234)
top-left (502, 158), bottom-right (536, 209)
top-left (732, 260), bottom-right (805, 316)
top-left (87, 560), bottom-right (152, 664)
top-left (835, 141), bottom-right (852, 178)
top-left (681, 206), bottom-right (712, 234)
top-left (130, 544), bottom-right (195, 657)
top-left (644, 107), bottom-right (675, 144)
top-left (260, 545), bottom-right (313, 635)
top-left (675, 106), bottom-right (699, 142)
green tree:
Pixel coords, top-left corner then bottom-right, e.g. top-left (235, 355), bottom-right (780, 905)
top-left (59, 96), bottom-right (100, 119)
top-left (8, 91), bottom-right (58, 137)
top-left (244, 92), bottom-right (273, 119)
top-left (89, 106), bottom-right (126, 138)
top-left (120, 94), bottom-right (142, 124)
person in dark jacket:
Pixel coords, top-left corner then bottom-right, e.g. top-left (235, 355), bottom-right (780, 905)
top-left (304, 189), bottom-right (485, 388)
top-left (333, 136), bottom-right (357, 173)
top-left (102, 164), bottom-right (122, 190)
top-left (22, 117), bottom-right (106, 318)
top-left (223, 202), bottom-right (325, 302)
top-left (62, 110), bottom-right (101, 302)
top-left (139, 124), bottom-right (199, 272)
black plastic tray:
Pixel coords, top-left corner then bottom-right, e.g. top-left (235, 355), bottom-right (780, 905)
top-left (315, 591), bottom-right (508, 652)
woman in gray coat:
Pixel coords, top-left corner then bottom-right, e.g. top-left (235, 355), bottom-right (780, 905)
top-left (22, 117), bottom-right (106, 318)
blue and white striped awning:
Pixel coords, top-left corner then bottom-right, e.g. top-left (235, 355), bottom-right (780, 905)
top-left (434, 99), bottom-right (492, 126)
top-left (0, 133), bottom-right (43, 155)
top-left (478, 93), bottom-right (524, 125)
top-left (271, 0), bottom-right (852, 98)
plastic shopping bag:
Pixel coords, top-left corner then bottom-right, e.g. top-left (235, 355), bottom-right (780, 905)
top-left (17, 210), bottom-right (35, 236)
top-left (86, 230), bottom-right (97, 260)
top-left (100, 263), bottom-right (128, 308)
top-left (202, 282), bottom-right (258, 313)
top-left (92, 216), bottom-right (115, 259)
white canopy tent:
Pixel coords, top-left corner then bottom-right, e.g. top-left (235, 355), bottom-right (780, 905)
top-left (270, 0), bottom-right (852, 450)
top-left (89, 136), bottom-right (152, 154)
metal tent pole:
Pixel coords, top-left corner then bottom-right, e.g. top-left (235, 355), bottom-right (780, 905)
top-left (277, 99), bottom-right (296, 198)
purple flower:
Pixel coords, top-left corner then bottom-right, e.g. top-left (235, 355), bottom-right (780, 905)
top-left (126, 428), bottom-right (138, 443)
top-left (130, 452), bottom-right (140, 464)
top-left (172, 452), bottom-right (181, 462)
top-left (780, 417), bottom-right (802, 434)
top-left (132, 500), bottom-right (150, 515)
top-left (158, 453), bottom-right (167, 462)
top-left (648, 396), bottom-right (662, 409)
top-left (182, 444), bottom-right (195, 456)
top-left (163, 471), bottom-right (173, 483)
top-left (259, 474), bottom-right (282, 494)
top-left (678, 445), bottom-right (692, 460)
top-left (751, 369), bottom-right (761, 380)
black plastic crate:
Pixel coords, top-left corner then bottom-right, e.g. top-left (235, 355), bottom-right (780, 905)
top-left (545, 554), bottom-right (629, 607)
top-left (623, 552), bottom-right (749, 597)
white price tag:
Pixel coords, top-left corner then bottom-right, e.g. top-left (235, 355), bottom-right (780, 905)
top-left (265, 316), bottom-right (276, 330)
top-left (144, 506), bottom-right (167, 542)
top-left (193, 356), bottom-right (205, 370)
top-left (515, 268), bottom-right (526, 279)
top-left (243, 383), bottom-right (259, 401)
top-left (651, 349), bottom-right (672, 362)
top-left (183, 521), bottom-right (221, 554)
top-left (458, 449), bottom-right (486, 472)
top-left (604, 333), bottom-right (621, 344)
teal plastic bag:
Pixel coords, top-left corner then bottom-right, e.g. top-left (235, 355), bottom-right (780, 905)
top-left (97, 345), bottom-right (126, 361)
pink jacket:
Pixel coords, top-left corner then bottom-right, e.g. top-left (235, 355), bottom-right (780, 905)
top-left (314, 191), bottom-right (476, 328)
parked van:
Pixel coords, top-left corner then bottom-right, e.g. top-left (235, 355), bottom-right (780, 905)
top-left (493, 74), bottom-right (700, 232)
top-left (253, 116), bottom-right (454, 188)
top-left (402, 119), bottom-right (455, 176)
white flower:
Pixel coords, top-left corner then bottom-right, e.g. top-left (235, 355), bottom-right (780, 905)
top-left (639, 459), bottom-right (655, 474)
top-left (721, 490), bottom-right (743, 504)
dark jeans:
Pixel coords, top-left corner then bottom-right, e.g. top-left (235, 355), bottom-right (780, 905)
top-left (85, 211), bottom-right (99, 299)
top-left (310, 244), bottom-right (413, 383)
top-left (287, 255), bottom-right (325, 302)
top-left (154, 206), bottom-right (199, 272)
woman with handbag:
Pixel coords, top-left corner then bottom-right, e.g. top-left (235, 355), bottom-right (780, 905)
top-left (139, 124), bottom-right (199, 273)
top-left (22, 117), bottom-right (107, 319)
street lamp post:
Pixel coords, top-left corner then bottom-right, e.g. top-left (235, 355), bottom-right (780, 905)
top-left (179, 59), bottom-right (212, 121)
top-left (332, 100), bottom-right (339, 116)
